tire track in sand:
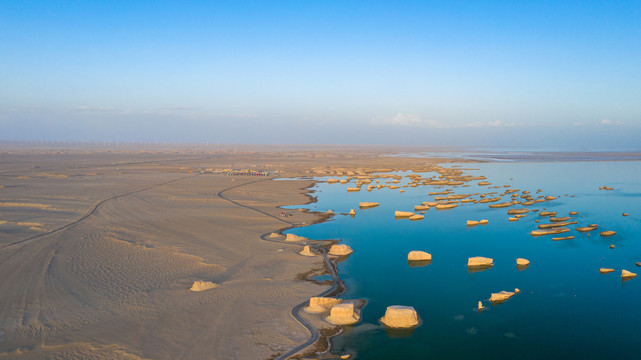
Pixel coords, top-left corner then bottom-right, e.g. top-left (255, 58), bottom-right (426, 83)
top-left (0, 174), bottom-right (198, 250)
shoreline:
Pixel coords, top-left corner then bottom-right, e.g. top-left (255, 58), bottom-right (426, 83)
top-left (2, 147), bottom-right (638, 359)
top-left (217, 176), bottom-right (343, 360)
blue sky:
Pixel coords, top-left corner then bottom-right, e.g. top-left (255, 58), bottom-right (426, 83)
top-left (1, 0), bottom-right (640, 147)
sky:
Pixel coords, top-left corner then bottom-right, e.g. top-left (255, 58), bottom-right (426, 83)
top-left (1, 0), bottom-right (641, 148)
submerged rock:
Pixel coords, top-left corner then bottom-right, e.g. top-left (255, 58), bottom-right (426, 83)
top-left (569, 211), bottom-right (579, 215)
top-left (408, 251), bottom-right (432, 261)
top-left (325, 303), bottom-right (360, 325)
top-left (623, 213), bottom-right (629, 216)
top-left (550, 216), bottom-right (571, 222)
top-left (380, 305), bottom-right (420, 328)
top-left (329, 244), bottom-right (353, 256)
top-left (600, 231), bottom-right (616, 237)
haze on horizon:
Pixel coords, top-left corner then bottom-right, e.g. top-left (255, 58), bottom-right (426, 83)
top-left (1, 1), bottom-right (640, 149)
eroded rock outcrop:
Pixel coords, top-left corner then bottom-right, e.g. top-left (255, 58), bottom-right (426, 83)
top-left (299, 245), bottom-right (316, 257)
top-left (468, 257), bottom-right (493, 267)
top-left (552, 236), bottom-right (574, 241)
top-left (436, 203), bottom-right (458, 210)
top-left (622, 270), bottom-right (637, 279)
top-left (508, 208), bottom-right (529, 215)
top-left (395, 211), bottom-right (415, 218)
top-left (304, 297), bottom-right (341, 313)
top-left (189, 281), bottom-right (218, 292)
top-left (359, 202), bottom-right (380, 208)
top-left (408, 251), bottom-right (432, 261)
top-left (325, 303), bottom-right (360, 325)
top-left (530, 228), bottom-right (570, 236)
top-left (286, 233), bottom-right (308, 242)
top-left (329, 244), bottom-right (353, 256)
top-left (379, 305), bottom-right (420, 328)
top-left (516, 258), bottom-right (530, 266)
top-left (489, 288), bottom-right (519, 304)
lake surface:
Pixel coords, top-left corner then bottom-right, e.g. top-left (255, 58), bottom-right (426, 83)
top-left (284, 161), bottom-right (641, 359)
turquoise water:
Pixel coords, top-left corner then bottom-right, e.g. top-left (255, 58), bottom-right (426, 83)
top-left (284, 161), bottom-right (641, 359)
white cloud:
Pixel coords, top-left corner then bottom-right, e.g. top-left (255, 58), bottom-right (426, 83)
top-left (75, 105), bottom-right (116, 112)
top-left (600, 118), bottom-right (624, 126)
top-left (461, 120), bottom-right (509, 128)
top-left (371, 113), bottom-right (433, 127)
top-left (371, 114), bottom-right (518, 128)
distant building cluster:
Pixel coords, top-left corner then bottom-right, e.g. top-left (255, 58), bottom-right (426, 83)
top-left (190, 168), bottom-right (276, 176)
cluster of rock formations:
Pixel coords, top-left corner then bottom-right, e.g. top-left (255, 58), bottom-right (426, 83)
top-left (303, 297), bottom-right (362, 326)
top-left (308, 165), bottom-right (635, 333)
